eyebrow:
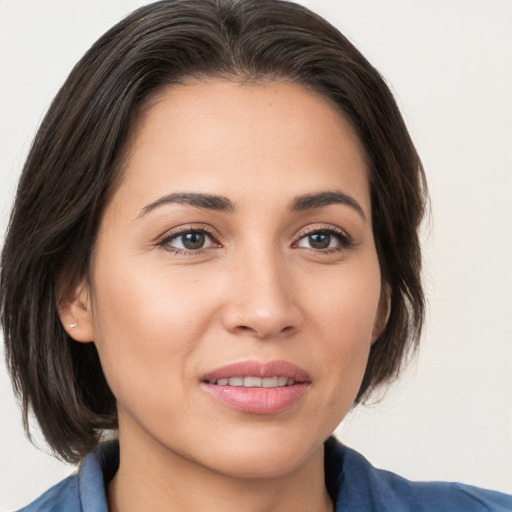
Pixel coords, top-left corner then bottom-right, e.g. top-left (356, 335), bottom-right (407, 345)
top-left (139, 192), bottom-right (235, 217)
top-left (290, 190), bottom-right (367, 221)
top-left (138, 189), bottom-right (366, 221)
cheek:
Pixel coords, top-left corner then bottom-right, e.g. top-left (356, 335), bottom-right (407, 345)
top-left (305, 257), bottom-right (381, 404)
top-left (92, 250), bottom-right (217, 336)
top-left (87, 255), bottom-right (219, 403)
top-left (308, 255), bottom-right (382, 343)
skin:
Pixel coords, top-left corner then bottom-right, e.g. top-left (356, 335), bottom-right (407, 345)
top-left (62, 80), bottom-right (389, 512)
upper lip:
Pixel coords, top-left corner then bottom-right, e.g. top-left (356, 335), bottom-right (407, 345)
top-left (201, 360), bottom-right (311, 384)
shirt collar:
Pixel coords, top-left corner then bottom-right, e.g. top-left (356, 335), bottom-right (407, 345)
top-left (77, 436), bottom-right (357, 511)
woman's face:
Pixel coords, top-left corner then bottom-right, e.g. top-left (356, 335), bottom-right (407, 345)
top-left (70, 80), bottom-right (387, 477)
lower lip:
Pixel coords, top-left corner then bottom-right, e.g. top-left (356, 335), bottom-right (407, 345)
top-left (201, 382), bottom-right (309, 414)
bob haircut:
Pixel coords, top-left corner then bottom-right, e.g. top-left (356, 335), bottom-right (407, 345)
top-left (1, 0), bottom-right (427, 463)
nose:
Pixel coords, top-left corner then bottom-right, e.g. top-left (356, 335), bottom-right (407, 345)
top-left (220, 248), bottom-right (302, 339)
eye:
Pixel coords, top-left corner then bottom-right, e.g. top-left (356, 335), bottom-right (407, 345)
top-left (295, 228), bottom-right (352, 252)
top-left (157, 228), bottom-right (219, 254)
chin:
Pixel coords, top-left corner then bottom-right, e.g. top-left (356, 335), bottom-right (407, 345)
top-left (188, 423), bottom-right (327, 479)
top-left (206, 446), bottom-right (314, 479)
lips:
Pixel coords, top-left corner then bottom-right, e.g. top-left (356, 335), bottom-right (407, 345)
top-left (202, 360), bottom-right (310, 383)
top-left (200, 360), bottom-right (311, 414)
top-left (212, 376), bottom-right (294, 388)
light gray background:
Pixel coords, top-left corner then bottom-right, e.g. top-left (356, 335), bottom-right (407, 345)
top-left (1, 0), bottom-right (511, 509)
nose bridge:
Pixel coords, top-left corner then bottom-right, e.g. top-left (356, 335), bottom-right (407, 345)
top-left (221, 238), bottom-right (301, 338)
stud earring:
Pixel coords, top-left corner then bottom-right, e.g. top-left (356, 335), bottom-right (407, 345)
top-left (70, 323), bottom-right (78, 328)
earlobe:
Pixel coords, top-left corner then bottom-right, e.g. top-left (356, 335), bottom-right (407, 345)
top-left (372, 283), bottom-right (391, 344)
top-left (57, 279), bottom-right (95, 342)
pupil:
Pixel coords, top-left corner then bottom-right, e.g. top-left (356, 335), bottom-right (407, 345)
top-left (182, 232), bottom-right (205, 249)
top-left (309, 233), bottom-right (330, 249)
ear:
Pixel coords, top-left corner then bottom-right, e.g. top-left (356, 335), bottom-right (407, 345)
top-left (57, 278), bottom-right (95, 342)
top-left (372, 283), bottom-right (391, 343)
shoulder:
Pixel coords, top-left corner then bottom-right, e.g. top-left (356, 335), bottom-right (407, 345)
top-left (325, 437), bottom-right (512, 512)
top-left (15, 441), bottom-right (118, 512)
top-left (366, 464), bottom-right (512, 512)
top-left (15, 475), bottom-right (79, 512)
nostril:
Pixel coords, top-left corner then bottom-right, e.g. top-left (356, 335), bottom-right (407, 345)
top-left (221, 301), bottom-right (302, 339)
top-left (233, 324), bottom-right (296, 337)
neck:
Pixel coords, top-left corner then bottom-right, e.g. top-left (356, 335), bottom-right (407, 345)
top-left (108, 426), bottom-right (333, 512)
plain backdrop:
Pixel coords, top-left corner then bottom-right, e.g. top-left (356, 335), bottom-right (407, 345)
top-left (1, 0), bottom-right (511, 509)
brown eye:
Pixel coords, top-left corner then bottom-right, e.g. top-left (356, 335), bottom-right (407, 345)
top-left (296, 229), bottom-right (352, 252)
top-left (307, 232), bottom-right (331, 249)
top-left (159, 229), bottom-right (217, 253)
top-left (180, 232), bottom-right (206, 249)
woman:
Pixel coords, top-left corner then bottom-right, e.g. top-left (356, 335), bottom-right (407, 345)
top-left (1, 1), bottom-right (511, 510)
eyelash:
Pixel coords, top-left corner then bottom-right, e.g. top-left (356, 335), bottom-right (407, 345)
top-left (293, 226), bottom-right (353, 254)
top-left (156, 226), bottom-right (220, 255)
top-left (156, 225), bottom-right (353, 256)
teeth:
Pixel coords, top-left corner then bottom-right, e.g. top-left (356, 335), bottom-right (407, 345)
top-left (262, 377), bottom-right (278, 388)
top-left (244, 376), bottom-right (262, 387)
top-left (278, 376), bottom-right (288, 387)
top-left (214, 376), bottom-right (295, 387)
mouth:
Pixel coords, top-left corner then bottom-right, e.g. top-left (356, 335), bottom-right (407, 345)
top-left (209, 376), bottom-right (297, 388)
top-left (200, 360), bottom-right (311, 415)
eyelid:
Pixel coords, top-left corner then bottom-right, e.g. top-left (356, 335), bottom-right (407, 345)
top-left (293, 224), bottom-right (352, 245)
top-left (154, 222), bottom-right (353, 255)
top-left (155, 224), bottom-right (222, 252)
top-left (292, 224), bottom-right (356, 256)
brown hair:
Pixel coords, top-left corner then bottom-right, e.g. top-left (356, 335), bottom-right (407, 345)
top-left (1, 0), bottom-right (427, 463)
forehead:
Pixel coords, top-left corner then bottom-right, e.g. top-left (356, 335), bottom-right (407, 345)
top-left (116, 80), bottom-right (370, 215)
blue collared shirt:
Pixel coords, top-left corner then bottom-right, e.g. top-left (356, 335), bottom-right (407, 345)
top-left (18, 437), bottom-right (512, 511)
